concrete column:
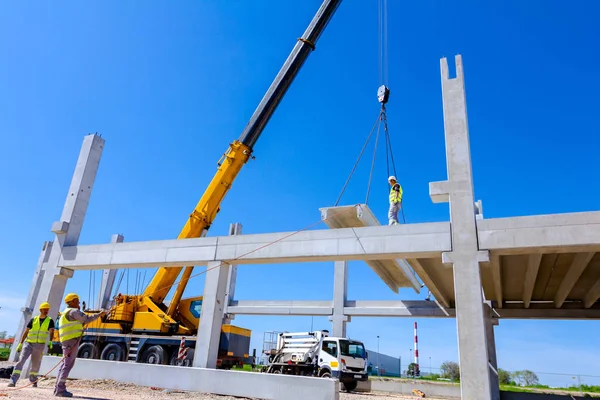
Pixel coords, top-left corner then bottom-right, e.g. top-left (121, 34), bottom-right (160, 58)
top-left (9, 241), bottom-right (53, 361)
top-left (193, 261), bottom-right (230, 368)
top-left (223, 223), bottom-right (242, 325)
top-left (430, 55), bottom-right (492, 400)
top-left (32, 134), bottom-right (105, 328)
top-left (97, 234), bottom-right (124, 309)
top-left (485, 304), bottom-right (500, 400)
top-left (329, 261), bottom-right (349, 337)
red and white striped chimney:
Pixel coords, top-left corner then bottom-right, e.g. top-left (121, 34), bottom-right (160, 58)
top-left (414, 322), bottom-right (420, 375)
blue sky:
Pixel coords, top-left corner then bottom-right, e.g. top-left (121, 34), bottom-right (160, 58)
top-left (1, 0), bottom-right (599, 386)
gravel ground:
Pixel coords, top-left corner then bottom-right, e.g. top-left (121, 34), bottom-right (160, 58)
top-left (0, 361), bottom-right (439, 400)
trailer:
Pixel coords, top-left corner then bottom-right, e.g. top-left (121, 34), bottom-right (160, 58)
top-left (265, 330), bottom-right (368, 392)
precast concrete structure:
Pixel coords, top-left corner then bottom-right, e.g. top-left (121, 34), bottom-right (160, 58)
top-left (13, 55), bottom-right (600, 400)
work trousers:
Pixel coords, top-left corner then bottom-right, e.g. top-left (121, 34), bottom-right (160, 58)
top-left (54, 337), bottom-right (80, 395)
top-left (10, 342), bottom-right (45, 384)
top-left (388, 202), bottom-right (400, 225)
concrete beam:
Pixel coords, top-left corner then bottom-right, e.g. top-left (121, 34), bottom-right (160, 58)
top-left (494, 306), bottom-right (600, 319)
top-left (584, 280), bottom-right (600, 308)
top-left (523, 254), bottom-right (542, 309)
top-left (98, 234), bottom-right (124, 309)
top-left (39, 356), bottom-right (338, 400)
top-left (227, 300), bottom-right (333, 316)
top-left (478, 213), bottom-right (600, 254)
top-left (226, 300), bottom-right (454, 318)
top-left (58, 222), bottom-right (451, 270)
top-left (554, 252), bottom-right (595, 308)
top-left (408, 258), bottom-right (451, 308)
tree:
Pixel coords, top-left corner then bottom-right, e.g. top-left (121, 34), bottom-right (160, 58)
top-left (512, 370), bottom-right (539, 387)
top-left (440, 361), bottom-right (460, 381)
top-left (498, 368), bottom-right (513, 385)
top-left (407, 363), bottom-right (420, 377)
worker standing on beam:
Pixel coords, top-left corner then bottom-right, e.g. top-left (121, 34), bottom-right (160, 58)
top-left (54, 293), bottom-right (106, 398)
top-left (388, 176), bottom-right (403, 225)
top-left (7, 302), bottom-right (55, 388)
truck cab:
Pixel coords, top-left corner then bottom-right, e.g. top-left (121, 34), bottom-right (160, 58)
top-left (266, 330), bottom-right (368, 392)
top-left (318, 337), bottom-right (368, 391)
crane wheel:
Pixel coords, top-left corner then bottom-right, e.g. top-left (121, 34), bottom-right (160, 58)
top-left (77, 342), bottom-right (98, 359)
top-left (100, 344), bottom-right (125, 362)
top-left (140, 345), bottom-right (168, 365)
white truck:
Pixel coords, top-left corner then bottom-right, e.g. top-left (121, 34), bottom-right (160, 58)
top-left (265, 330), bottom-right (368, 391)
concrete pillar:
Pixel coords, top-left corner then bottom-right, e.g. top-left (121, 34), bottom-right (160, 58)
top-left (193, 260), bottom-right (230, 368)
top-left (329, 261), bottom-right (349, 337)
top-left (10, 241), bottom-right (53, 361)
top-left (11, 134), bottom-right (104, 361)
top-left (485, 304), bottom-right (500, 400)
top-left (430, 55), bottom-right (492, 400)
top-left (223, 223), bottom-right (242, 325)
top-left (97, 234), bottom-right (124, 309)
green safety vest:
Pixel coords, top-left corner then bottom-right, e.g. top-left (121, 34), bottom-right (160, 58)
top-left (58, 308), bottom-right (84, 342)
top-left (26, 316), bottom-right (51, 344)
top-left (389, 184), bottom-right (403, 204)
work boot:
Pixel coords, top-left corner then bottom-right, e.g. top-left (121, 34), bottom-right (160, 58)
top-left (7, 382), bottom-right (15, 387)
top-left (55, 391), bottom-right (73, 397)
top-left (32, 381), bottom-right (38, 388)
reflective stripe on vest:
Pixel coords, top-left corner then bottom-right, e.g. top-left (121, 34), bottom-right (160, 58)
top-left (58, 308), bottom-right (84, 342)
top-left (389, 184), bottom-right (402, 204)
top-left (26, 316), bottom-right (51, 344)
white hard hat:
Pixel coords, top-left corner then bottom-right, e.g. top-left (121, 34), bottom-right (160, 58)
top-left (388, 176), bottom-right (397, 182)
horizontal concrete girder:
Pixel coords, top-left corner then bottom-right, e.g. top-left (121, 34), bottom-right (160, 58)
top-left (39, 356), bottom-right (337, 400)
top-left (226, 300), bottom-right (455, 318)
top-left (58, 222), bottom-right (451, 270)
top-left (478, 211), bottom-right (600, 254)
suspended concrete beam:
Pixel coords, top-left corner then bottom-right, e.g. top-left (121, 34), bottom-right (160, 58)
top-left (58, 222), bottom-right (451, 270)
top-left (39, 356), bottom-right (338, 400)
top-left (495, 304), bottom-right (600, 319)
top-left (320, 204), bottom-right (421, 293)
top-left (226, 300), bottom-right (454, 318)
top-left (478, 212), bottom-right (600, 254)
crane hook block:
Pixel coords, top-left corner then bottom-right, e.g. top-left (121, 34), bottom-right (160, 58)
top-left (377, 85), bottom-right (390, 104)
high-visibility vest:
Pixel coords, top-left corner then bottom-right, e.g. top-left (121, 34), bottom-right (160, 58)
top-left (389, 183), bottom-right (403, 204)
top-left (26, 316), bottom-right (51, 344)
top-left (58, 308), bottom-right (84, 342)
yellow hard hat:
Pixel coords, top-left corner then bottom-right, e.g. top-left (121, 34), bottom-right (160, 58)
top-left (64, 293), bottom-right (79, 303)
top-left (39, 302), bottom-right (51, 310)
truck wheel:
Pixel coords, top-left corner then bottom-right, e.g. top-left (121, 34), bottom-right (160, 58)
top-left (319, 370), bottom-right (331, 378)
top-left (140, 345), bottom-right (167, 365)
top-left (77, 342), bottom-right (98, 359)
top-left (343, 381), bottom-right (358, 392)
top-left (100, 344), bottom-right (125, 361)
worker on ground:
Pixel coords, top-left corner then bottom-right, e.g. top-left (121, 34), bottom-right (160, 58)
top-left (54, 293), bottom-right (106, 398)
top-left (387, 176), bottom-right (403, 225)
top-left (7, 302), bottom-right (55, 388)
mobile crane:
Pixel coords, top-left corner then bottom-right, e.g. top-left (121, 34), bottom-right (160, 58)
top-left (50, 0), bottom-right (344, 368)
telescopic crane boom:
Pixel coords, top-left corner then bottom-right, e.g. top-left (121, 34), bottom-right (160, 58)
top-left (107, 0), bottom-right (343, 334)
